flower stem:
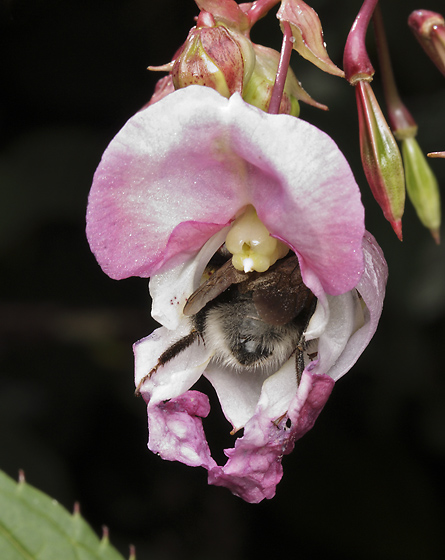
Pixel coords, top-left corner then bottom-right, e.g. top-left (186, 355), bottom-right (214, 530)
top-left (372, 4), bottom-right (417, 136)
top-left (344, 0), bottom-right (379, 83)
top-left (247, 0), bottom-right (280, 28)
top-left (269, 21), bottom-right (293, 114)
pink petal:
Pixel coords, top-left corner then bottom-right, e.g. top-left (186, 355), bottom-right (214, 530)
top-left (208, 370), bottom-right (334, 502)
top-left (147, 391), bottom-right (217, 469)
top-left (134, 230), bottom-right (386, 502)
top-left (87, 86), bottom-right (364, 295)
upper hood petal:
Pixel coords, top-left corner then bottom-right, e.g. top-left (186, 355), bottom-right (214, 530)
top-left (87, 85), bottom-right (364, 295)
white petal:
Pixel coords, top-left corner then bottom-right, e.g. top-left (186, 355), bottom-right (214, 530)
top-left (257, 358), bottom-right (298, 419)
top-left (304, 294), bottom-right (329, 340)
top-left (324, 231), bottom-right (387, 381)
top-left (134, 322), bottom-right (212, 405)
top-left (149, 227), bottom-right (229, 330)
top-left (204, 362), bottom-right (269, 431)
top-left (312, 290), bottom-right (364, 377)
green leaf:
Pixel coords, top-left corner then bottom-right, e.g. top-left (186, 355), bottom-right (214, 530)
top-left (0, 470), bottom-right (127, 560)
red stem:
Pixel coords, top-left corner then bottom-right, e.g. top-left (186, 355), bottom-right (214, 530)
top-left (343, 0), bottom-right (379, 83)
top-left (268, 21), bottom-right (293, 114)
top-left (372, 4), bottom-right (417, 135)
top-left (247, 0), bottom-right (280, 28)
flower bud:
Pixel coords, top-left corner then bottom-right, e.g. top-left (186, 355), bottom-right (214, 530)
top-left (408, 10), bottom-right (445, 76)
top-left (172, 22), bottom-right (255, 98)
top-left (356, 81), bottom-right (405, 239)
top-left (402, 137), bottom-right (441, 243)
top-left (343, 0), bottom-right (378, 84)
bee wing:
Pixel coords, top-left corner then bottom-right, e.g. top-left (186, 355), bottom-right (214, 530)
top-left (250, 256), bottom-right (314, 326)
top-left (183, 258), bottom-right (248, 316)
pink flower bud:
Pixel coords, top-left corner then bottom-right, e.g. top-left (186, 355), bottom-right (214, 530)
top-left (343, 0), bottom-right (378, 84)
top-left (409, 10), bottom-right (445, 76)
top-left (171, 22), bottom-right (254, 97)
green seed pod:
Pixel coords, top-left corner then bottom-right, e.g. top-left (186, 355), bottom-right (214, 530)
top-left (402, 137), bottom-right (441, 242)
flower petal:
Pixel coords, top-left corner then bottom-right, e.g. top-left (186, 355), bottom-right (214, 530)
top-left (207, 370), bottom-right (334, 502)
top-left (316, 230), bottom-right (388, 381)
top-left (204, 354), bottom-right (299, 432)
top-left (87, 86), bottom-right (364, 295)
top-left (134, 230), bottom-right (386, 502)
top-left (87, 88), bottom-right (244, 280)
top-left (149, 227), bottom-right (229, 330)
top-left (134, 323), bottom-right (212, 404)
top-left (147, 391), bottom-right (217, 469)
top-left (310, 289), bottom-right (365, 376)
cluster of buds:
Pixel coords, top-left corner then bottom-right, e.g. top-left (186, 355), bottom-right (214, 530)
top-left (409, 11), bottom-right (445, 160)
top-left (344, 0), bottom-right (442, 242)
top-left (148, 0), bottom-right (344, 115)
top-left (148, 0), bottom-right (442, 242)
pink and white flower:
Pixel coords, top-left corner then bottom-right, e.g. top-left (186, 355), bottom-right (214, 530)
top-left (86, 85), bottom-right (387, 502)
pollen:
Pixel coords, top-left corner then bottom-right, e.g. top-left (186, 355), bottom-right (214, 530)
top-left (225, 205), bottom-right (289, 272)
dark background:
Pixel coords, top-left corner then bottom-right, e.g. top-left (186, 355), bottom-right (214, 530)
top-left (1, 1), bottom-right (445, 558)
